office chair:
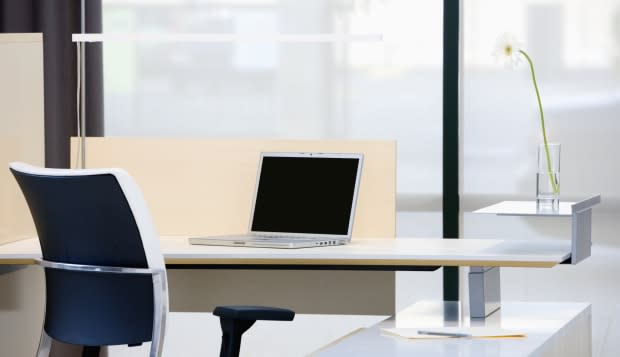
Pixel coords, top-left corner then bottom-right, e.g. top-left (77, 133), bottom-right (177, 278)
top-left (10, 162), bottom-right (294, 357)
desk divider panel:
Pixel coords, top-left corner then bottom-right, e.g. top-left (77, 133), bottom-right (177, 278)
top-left (71, 137), bottom-right (397, 314)
top-left (72, 138), bottom-right (395, 239)
top-left (0, 34), bottom-right (44, 245)
top-left (0, 33), bottom-right (46, 357)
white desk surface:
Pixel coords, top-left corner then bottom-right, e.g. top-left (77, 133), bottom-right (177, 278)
top-left (0, 236), bottom-right (571, 268)
top-left (312, 301), bottom-right (591, 357)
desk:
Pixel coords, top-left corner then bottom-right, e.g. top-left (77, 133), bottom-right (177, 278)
top-left (312, 301), bottom-right (591, 357)
top-left (0, 236), bottom-right (571, 268)
top-left (1, 236), bottom-right (571, 316)
top-left (0, 237), bottom-right (579, 356)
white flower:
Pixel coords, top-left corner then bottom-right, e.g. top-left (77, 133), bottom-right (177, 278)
top-left (493, 33), bottom-right (524, 68)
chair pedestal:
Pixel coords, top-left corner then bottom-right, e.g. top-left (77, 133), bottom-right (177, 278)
top-left (218, 318), bottom-right (256, 357)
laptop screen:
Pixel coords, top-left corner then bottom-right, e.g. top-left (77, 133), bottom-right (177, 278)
top-left (250, 154), bottom-right (362, 236)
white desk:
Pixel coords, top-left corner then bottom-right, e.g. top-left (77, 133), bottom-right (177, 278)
top-left (0, 236), bottom-right (573, 318)
top-left (312, 301), bottom-right (591, 357)
top-left (0, 236), bottom-right (571, 268)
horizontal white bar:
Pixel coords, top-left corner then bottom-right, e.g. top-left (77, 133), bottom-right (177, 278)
top-left (72, 33), bottom-right (383, 43)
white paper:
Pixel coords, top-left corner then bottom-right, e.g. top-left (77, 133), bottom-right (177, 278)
top-left (382, 327), bottom-right (526, 339)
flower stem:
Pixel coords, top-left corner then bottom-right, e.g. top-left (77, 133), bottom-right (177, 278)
top-left (519, 49), bottom-right (559, 195)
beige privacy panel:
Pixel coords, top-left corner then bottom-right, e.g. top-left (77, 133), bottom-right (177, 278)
top-left (0, 34), bottom-right (45, 244)
top-left (72, 137), bottom-right (396, 238)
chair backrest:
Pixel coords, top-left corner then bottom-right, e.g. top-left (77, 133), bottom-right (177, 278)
top-left (9, 162), bottom-right (167, 347)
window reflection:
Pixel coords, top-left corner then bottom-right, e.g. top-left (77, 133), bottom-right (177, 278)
top-left (102, 0), bottom-right (443, 195)
top-left (101, 0), bottom-right (619, 198)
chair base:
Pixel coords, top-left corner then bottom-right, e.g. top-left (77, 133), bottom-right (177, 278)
top-left (218, 318), bottom-right (256, 357)
top-left (82, 346), bottom-right (102, 357)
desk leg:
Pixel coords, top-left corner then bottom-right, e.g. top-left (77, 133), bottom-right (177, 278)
top-left (468, 266), bottom-right (501, 318)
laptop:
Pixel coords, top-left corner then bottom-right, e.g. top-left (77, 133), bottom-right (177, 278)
top-left (189, 152), bottom-right (363, 248)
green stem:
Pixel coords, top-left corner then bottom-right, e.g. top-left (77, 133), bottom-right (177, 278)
top-left (519, 49), bottom-right (559, 194)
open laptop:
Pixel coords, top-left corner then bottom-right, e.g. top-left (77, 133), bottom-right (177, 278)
top-left (189, 152), bottom-right (363, 248)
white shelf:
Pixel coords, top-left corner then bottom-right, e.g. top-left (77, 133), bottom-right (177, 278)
top-left (474, 195), bottom-right (601, 264)
top-left (474, 195), bottom-right (600, 217)
top-left (475, 201), bottom-right (573, 216)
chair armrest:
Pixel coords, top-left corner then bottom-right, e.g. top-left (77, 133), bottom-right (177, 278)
top-left (213, 305), bottom-right (295, 321)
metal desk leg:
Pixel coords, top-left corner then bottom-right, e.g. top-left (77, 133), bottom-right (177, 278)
top-left (469, 266), bottom-right (501, 318)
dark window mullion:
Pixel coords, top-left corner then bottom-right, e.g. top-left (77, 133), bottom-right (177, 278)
top-left (442, 0), bottom-right (461, 301)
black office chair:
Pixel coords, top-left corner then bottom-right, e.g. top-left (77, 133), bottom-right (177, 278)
top-left (10, 162), bottom-right (294, 357)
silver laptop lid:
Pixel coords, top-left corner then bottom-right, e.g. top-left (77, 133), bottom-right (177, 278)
top-left (248, 152), bottom-right (363, 239)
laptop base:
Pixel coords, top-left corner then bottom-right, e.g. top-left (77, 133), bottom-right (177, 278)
top-left (189, 236), bottom-right (348, 249)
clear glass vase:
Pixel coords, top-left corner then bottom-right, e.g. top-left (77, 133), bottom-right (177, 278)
top-left (536, 143), bottom-right (560, 212)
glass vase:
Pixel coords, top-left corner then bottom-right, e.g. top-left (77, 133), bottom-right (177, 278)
top-left (536, 143), bottom-right (560, 212)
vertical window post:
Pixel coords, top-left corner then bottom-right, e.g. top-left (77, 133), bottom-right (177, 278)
top-left (442, 0), bottom-right (462, 301)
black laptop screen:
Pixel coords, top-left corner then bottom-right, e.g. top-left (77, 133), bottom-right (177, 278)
top-left (250, 156), bottom-right (360, 235)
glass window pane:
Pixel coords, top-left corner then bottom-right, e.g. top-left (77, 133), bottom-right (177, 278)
top-left (102, 0), bottom-right (443, 197)
top-left (101, 0), bottom-right (445, 325)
